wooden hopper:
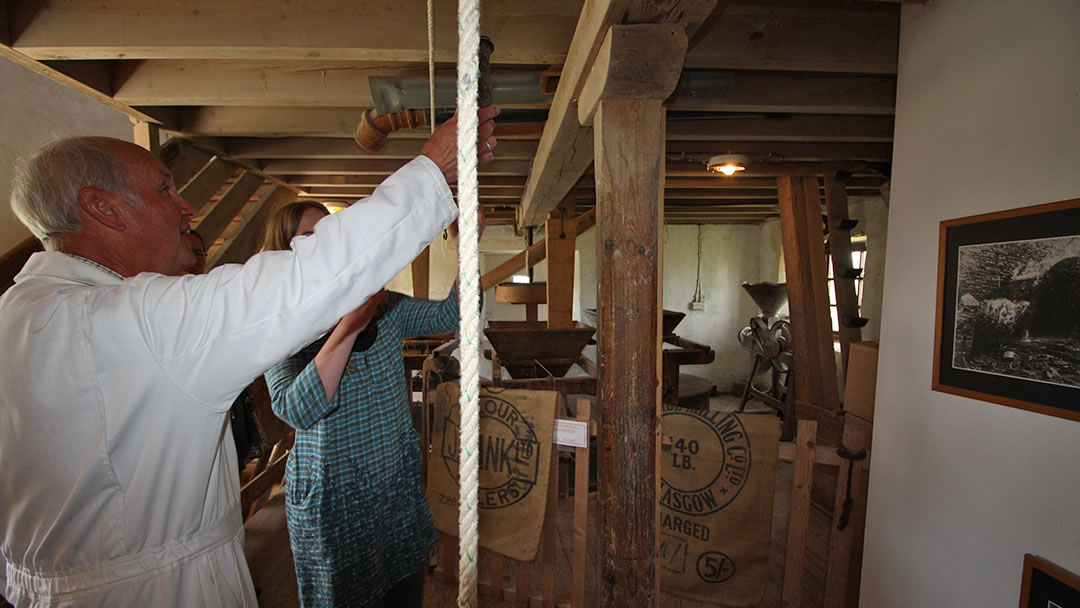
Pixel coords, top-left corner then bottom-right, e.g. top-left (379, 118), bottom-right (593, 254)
top-left (485, 320), bottom-right (595, 379)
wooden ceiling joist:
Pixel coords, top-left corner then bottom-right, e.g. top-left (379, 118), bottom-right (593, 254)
top-left (192, 172), bottom-right (265, 244)
top-left (224, 137), bottom-right (540, 161)
top-left (8, 0), bottom-right (582, 63)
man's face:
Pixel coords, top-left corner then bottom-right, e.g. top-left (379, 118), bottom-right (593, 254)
top-left (110, 142), bottom-right (199, 276)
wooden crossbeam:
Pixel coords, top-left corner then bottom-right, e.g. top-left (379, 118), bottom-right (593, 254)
top-left (210, 185), bottom-right (298, 267)
top-left (160, 139), bottom-right (215, 189)
top-left (9, 0), bottom-right (580, 64)
top-left (225, 136), bottom-right (539, 160)
top-left (179, 157), bottom-right (239, 211)
top-left (262, 158), bottom-right (531, 176)
top-left (193, 171), bottom-right (265, 244)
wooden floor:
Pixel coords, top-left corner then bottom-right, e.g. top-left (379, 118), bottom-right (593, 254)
top-left (243, 449), bottom-right (833, 607)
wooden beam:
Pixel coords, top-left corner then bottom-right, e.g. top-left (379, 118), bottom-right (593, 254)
top-left (595, 97), bottom-right (665, 608)
top-left (782, 419), bottom-right (818, 607)
top-left (545, 194), bottom-right (577, 328)
top-left (9, 0), bottom-right (580, 63)
top-left (777, 175), bottom-right (841, 412)
top-left (668, 140), bottom-right (892, 161)
top-left (481, 241), bottom-right (546, 292)
top-left (516, 0), bottom-right (716, 228)
top-left (684, 5), bottom-right (899, 73)
top-left (665, 113), bottom-right (894, 143)
top-left (288, 174), bottom-right (530, 188)
top-left (576, 24), bottom-right (687, 126)
top-left (132, 120), bottom-right (160, 156)
top-left (666, 71), bottom-right (896, 115)
top-left (160, 139), bottom-right (215, 189)
top-left (192, 171), bottom-right (265, 244)
top-left (823, 164), bottom-right (863, 380)
top-left (668, 160), bottom-right (865, 177)
top-left (210, 185), bottom-right (298, 266)
top-left (179, 157), bottom-right (238, 211)
top-left (261, 158), bottom-right (531, 176)
top-left (225, 136), bottom-right (538, 160)
top-left (411, 247), bottom-right (430, 300)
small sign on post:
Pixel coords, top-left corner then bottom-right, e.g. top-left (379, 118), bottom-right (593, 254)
top-left (553, 418), bottom-right (588, 449)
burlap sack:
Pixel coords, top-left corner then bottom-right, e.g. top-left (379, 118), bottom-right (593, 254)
top-left (426, 383), bottom-right (559, 562)
top-left (659, 405), bottom-right (780, 606)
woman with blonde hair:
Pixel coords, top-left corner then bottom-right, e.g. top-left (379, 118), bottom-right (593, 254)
top-left (261, 200), bottom-right (469, 607)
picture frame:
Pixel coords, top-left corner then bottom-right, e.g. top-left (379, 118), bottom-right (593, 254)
top-left (932, 197), bottom-right (1080, 421)
top-left (1019, 554), bottom-right (1080, 608)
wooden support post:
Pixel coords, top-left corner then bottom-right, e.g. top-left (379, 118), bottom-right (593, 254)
top-left (595, 97), bottom-right (665, 608)
top-left (572, 397), bottom-right (592, 608)
top-left (132, 120), bottom-right (160, 156)
top-left (824, 424), bottom-right (869, 608)
top-left (412, 246), bottom-right (430, 300)
top-left (782, 420), bottom-right (818, 608)
top-left (777, 176), bottom-right (841, 417)
top-left (541, 440), bottom-right (560, 608)
top-left (823, 164), bottom-right (862, 380)
top-left (546, 193), bottom-right (578, 329)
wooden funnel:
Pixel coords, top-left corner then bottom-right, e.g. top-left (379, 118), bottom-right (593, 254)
top-left (485, 321), bottom-right (595, 379)
top-left (741, 282), bottom-right (788, 316)
top-left (583, 308), bottom-right (686, 337)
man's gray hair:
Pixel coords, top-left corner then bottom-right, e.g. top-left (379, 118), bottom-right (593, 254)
top-left (10, 137), bottom-right (141, 245)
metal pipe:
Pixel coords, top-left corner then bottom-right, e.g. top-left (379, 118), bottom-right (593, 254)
top-left (354, 36), bottom-right (496, 153)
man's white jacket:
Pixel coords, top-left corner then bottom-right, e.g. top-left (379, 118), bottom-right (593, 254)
top-left (0, 157), bottom-right (456, 607)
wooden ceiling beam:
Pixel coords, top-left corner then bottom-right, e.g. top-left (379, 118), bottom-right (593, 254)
top-left (665, 114), bottom-right (894, 142)
top-left (668, 139), bottom-right (892, 161)
top-left (113, 60), bottom-right (550, 109)
top-left (284, 174), bottom-right (886, 189)
top-left (224, 137), bottom-right (539, 161)
top-left (517, 0), bottom-right (716, 227)
top-left (9, 0), bottom-right (581, 63)
top-left (261, 158), bottom-right (532, 176)
top-left (285, 175), bottom-right (530, 188)
top-left (665, 70), bottom-right (895, 114)
top-left (684, 5), bottom-right (898, 73)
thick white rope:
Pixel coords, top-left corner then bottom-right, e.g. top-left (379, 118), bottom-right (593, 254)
top-left (455, 0), bottom-right (481, 604)
top-left (427, 0), bottom-right (435, 135)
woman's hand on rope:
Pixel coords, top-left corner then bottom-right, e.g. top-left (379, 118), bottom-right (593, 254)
top-left (420, 106), bottom-right (500, 184)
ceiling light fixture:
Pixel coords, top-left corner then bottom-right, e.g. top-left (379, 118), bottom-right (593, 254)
top-left (707, 154), bottom-right (749, 176)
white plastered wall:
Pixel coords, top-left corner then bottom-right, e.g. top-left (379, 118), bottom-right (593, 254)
top-left (0, 58), bottom-right (134, 251)
top-left (861, 1), bottom-right (1080, 606)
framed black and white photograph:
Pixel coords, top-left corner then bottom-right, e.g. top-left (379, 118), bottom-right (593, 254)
top-left (933, 198), bottom-right (1080, 421)
top-left (1019, 554), bottom-right (1080, 608)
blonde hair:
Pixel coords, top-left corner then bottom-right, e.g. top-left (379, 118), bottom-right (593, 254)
top-left (260, 201), bottom-right (329, 252)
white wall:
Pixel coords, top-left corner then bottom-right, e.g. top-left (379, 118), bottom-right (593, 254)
top-left (662, 224), bottom-right (766, 393)
top-left (0, 58), bottom-right (134, 251)
top-left (862, 2), bottom-right (1080, 606)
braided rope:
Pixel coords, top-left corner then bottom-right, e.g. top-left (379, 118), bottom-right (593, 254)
top-left (455, 0), bottom-right (481, 605)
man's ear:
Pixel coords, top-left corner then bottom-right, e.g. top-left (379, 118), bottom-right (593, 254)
top-left (78, 186), bottom-right (127, 231)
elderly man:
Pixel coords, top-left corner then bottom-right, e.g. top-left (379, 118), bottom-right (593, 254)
top-left (0, 107), bottom-right (497, 607)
